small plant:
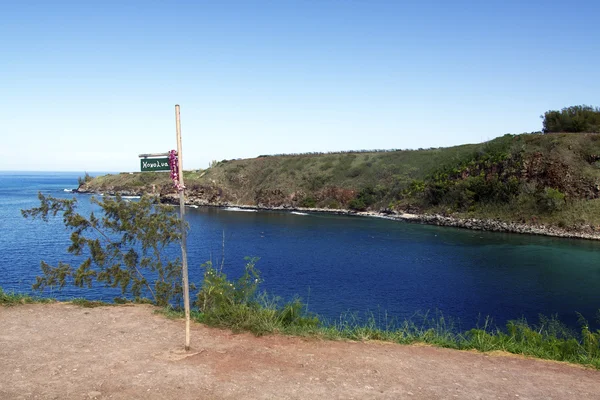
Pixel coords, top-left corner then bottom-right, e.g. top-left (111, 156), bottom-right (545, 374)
top-left (195, 258), bottom-right (319, 335)
top-left (197, 257), bottom-right (261, 314)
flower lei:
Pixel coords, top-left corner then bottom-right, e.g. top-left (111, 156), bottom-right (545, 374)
top-left (168, 150), bottom-right (185, 192)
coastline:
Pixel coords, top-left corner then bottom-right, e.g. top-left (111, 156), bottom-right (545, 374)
top-left (76, 188), bottom-right (600, 241)
top-left (227, 206), bottom-right (600, 241)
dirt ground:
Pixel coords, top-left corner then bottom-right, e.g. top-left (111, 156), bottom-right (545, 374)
top-left (1, 304), bottom-right (598, 400)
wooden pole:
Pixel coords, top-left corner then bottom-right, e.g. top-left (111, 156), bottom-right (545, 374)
top-left (138, 152), bottom-right (170, 158)
top-left (175, 104), bottom-right (191, 351)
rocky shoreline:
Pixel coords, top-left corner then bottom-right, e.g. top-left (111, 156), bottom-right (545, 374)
top-left (76, 188), bottom-right (600, 241)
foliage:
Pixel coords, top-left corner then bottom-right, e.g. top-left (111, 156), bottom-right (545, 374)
top-left (77, 172), bottom-right (93, 187)
top-left (22, 193), bottom-right (185, 306)
top-left (411, 139), bottom-right (521, 211)
top-left (0, 288), bottom-right (53, 306)
top-left (70, 298), bottom-right (112, 308)
top-left (302, 174), bottom-right (329, 191)
top-left (537, 187), bottom-right (566, 213)
top-left (194, 258), bottom-right (319, 335)
top-left (299, 196), bottom-right (317, 208)
top-left (349, 186), bottom-right (386, 211)
top-left (542, 105), bottom-right (600, 133)
top-left (348, 198), bottom-right (366, 211)
top-left (197, 257), bottom-right (261, 313)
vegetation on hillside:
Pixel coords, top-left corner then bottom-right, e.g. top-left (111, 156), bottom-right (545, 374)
top-left (80, 131), bottom-right (600, 230)
top-left (77, 172), bottom-right (93, 187)
top-left (399, 133), bottom-right (600, 225)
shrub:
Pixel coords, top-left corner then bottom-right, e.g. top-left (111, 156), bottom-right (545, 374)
top-left (302, 174), bottom-right (329, 191)
top-left (326, 200), bottom-right (340, 209)
top-left (197, 257), bottom-right (261, 314)
top-left (299, 196), bottom-right (317, 208)
top-left (542, 105), bottom-right (600, 133)
top-left (538, 187), bottom-right (566, 213)
top-left (195, 258), bottom-right (319, 334)
top-left (348, 198), bottom-right (366, 211)
top-left (349, 186), bottom-right (386, 211)
top-left (77, 172), bottom-right (93, 187)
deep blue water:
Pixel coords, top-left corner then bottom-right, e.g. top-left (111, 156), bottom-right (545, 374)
top-left (1, 172), bottom-right (599, 330)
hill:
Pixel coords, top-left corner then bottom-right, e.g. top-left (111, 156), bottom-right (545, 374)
top-left (79, 132), bottom-right (600, 233)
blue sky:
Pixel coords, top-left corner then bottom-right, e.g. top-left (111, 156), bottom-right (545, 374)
top-left (1, 0), bottom-right (598, 171)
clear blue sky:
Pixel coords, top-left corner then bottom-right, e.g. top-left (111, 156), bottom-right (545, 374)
top-left (1, 0), bottom-right (598, 171)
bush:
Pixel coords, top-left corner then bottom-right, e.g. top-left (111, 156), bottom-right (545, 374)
top-left (326, 200), bottom-right (340, 209)
top-left (195, 258), bottom-right (319, 334)
top-left (348, 198), bottom-right (366, 211)
top-left (299, 196), bottom-right (317, 208)
top-left (77, 172), bottom-right (93, 187)
top-left (197, 257), bottom-right (261, 314)
top-left (348, 186), bottom-right (386, 211)
top-left (538, 187), bottom-right (566, 213)
top-left (542, 105), bottom-right (600, 133)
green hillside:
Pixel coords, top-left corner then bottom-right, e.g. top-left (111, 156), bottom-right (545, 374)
top-left (80, 132), bottom-right (600, 231)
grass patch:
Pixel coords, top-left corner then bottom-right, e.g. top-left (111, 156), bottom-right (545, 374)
top-left (0, 288), bottom-right (54, 306)
top-left (69, 298), bottom-right (112, 308)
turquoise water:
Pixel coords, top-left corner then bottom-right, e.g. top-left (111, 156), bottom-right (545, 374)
top-left (1, 171), bottom-right (599, 330)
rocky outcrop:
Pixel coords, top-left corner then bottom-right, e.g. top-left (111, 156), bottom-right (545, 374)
top-left (377, 212), bottom-right (600, 240)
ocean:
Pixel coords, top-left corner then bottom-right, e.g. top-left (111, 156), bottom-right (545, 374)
top-left (1, 171), bottom-right (599, 330)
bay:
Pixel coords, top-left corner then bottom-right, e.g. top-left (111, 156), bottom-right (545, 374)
top-left (1, 171), bottom-right (599, 330)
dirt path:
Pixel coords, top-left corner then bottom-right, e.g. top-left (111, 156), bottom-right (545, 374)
top-left (1, 304), bottom-right (598, 399)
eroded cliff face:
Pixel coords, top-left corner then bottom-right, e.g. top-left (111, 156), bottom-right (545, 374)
top-left (520, 152), bottom-right (600, 199)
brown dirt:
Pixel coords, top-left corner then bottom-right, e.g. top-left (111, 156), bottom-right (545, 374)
top-left (1, 304), bottom-right (598, 399)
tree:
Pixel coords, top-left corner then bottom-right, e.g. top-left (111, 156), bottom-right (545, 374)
top-left (541, 105), bottom-right (600, 133)
top-left (22, 193), bottom-right (186, 307)
top-left (77, 172), bottom-right (93, 187)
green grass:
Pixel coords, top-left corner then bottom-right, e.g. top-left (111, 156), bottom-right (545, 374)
top-left (69, 298), bottom-right (112, 308)
top-left (0, 290), bottom-right (137, 308)
top-left (0, 288), bottom-right (54, 306)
